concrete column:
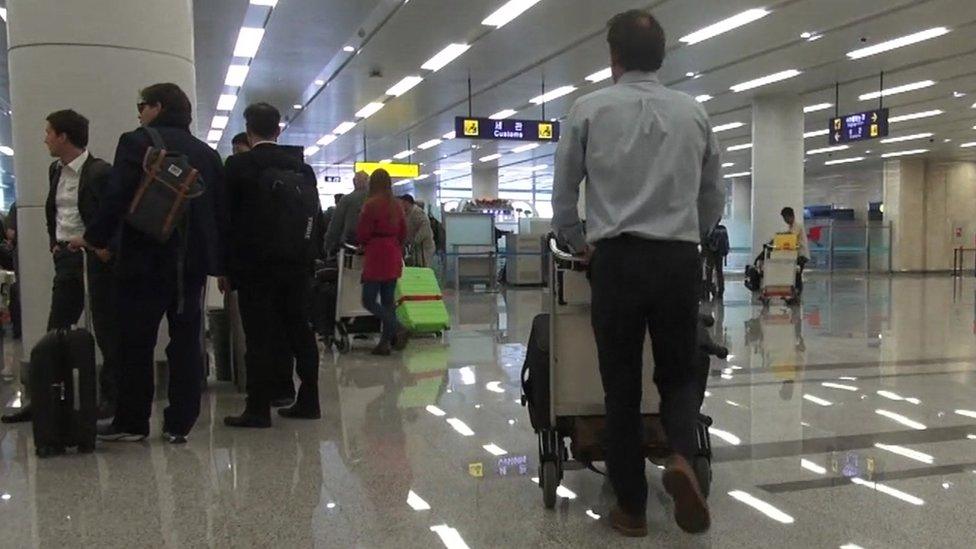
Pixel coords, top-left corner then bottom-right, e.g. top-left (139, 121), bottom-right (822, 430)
top-left (750, 94), bottom-right (804, 256)
top-left (472, 166), bottom-right (499, 200)
top-left (7, 0), bottom-right (196, 353)
top-left (729, 178), bottom-right (751, 251)
top-left (414, 180), bottom-right (437, 214)
top-left (883, 158), bottom-right (926, 271)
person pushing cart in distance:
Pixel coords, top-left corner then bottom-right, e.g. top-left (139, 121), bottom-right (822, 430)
top-left (780, 207), bottom-right (810, 297)
top-left (551, 9), bottom-right (725, 538)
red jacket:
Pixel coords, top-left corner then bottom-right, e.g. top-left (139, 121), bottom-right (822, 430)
top-left (356, 198), bottom-right (406, 282)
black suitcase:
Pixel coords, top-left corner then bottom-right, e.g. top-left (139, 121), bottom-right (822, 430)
top-left (30, 327), bottom-right (98, 457)
top-left (520, 313), bottom-right (551, 431)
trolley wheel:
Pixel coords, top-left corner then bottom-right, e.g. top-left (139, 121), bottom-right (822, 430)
top-left (692, 455), bottom-right (712, 499)
top-left (335, 334), bottom-right (351, 354)
top-left (541, 461), bottom-right (559, 509)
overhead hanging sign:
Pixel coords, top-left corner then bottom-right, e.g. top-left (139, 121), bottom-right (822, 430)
top-left (354, 162), bottom-right (420, 178)
top-left (829, 108), bottom-right (889, 145)
top-left (454, 116), bottom-right (560, 142)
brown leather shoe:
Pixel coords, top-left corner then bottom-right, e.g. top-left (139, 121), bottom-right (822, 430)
top-left (662, 455), bottom-right (711, 533)
top-left (609, 506), bottom-right (648, 538)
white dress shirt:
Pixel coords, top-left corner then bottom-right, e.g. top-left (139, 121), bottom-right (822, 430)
top-left (552, 71), bottom-right (725, 251)
top-left (788, 220), bottom-right (810, 259)
top-left (55, 149), bottom-right (89, 242)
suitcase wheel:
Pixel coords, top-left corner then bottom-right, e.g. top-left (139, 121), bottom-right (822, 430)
top-left (693, 455), bottom-right (712, 499)
top-left (541, 460), bottom-right (559, 509)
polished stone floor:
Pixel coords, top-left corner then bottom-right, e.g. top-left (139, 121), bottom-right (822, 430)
top-left (2, 274), bottom-right (976, 547)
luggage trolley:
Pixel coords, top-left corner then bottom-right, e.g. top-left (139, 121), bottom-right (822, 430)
top-left (531, 238), bottom-right (715, 509)
top-left (334, 243), bottom-right (381, 353)
top-left (759, 233), bottom-right (800, 306)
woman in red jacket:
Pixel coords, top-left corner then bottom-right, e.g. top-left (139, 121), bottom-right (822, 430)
top-left (356, 169), bottom-right (408, 355)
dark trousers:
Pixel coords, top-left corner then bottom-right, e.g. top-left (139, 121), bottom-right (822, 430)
top-left (589, 236), bottom-right (701, 516)
top-left (796, 256), bottom-right (809, 295)
top-left (237, 271), bottom-right (319, 414)
top-left (113, 270), bottom-right (206, 436)
top-left (47, 248), bottom-right (121, 404)
top-left (361, 280), bottom-right (398, 342)
top-left (703, 251), bottom-right (725, 297)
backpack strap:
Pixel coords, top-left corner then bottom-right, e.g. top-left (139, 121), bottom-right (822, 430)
top-left (141, 126), bottom-right (166, 149)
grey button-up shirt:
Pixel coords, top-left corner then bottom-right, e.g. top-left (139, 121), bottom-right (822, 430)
top-left (552, 71), bottom-right (725, 252)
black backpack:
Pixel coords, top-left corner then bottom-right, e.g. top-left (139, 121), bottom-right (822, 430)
top-left (254, 166), bottom-right (320, 264)
top-left (429, 215), bottom-right (445, 253)
top-left (707, 225), bottom-right (730, 256)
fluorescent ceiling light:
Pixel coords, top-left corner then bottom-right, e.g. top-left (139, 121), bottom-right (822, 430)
top-left (680, 9), bottom-right (770, 45)
top-left (803, 394), bottom-right (833, 406)
top-left (429, 525), bottom-right (470, 549)
top-left (800, 459), bottom-right (826, 475)
top-left (216, 94), bottom-right (238, 111)
top-left (211, 115), bottom-right (229, 130)
top-left (355, 102), bottom-right (385, 119)
top-left (421, 43), bottom-right (471, 72)
top-left (250, 0), bottom-right (278, 6)
top-left (850, 477), bottom-right (924, 506)
top-left (804, 103), bottom-right (833, 113)
top-left (446, 418), bottom-right (474, 436)
top-left (708, 427), bottom-right (742, 445)
top-left (406, 490), bottom-right (431, 511)
top-left (207, 142), bottom-right (218, 150)
top-left (303, 146), bottom-right (320, 157)
top-left (0, 146), bottom-right (15, 156)
top-left (821, 382), bottom-right (858, 391)
top-left (695, 95), bottom-right (714, 103)
top-left (873, 443), bottom-right (934, 464)
top-left (393, 150), bottom-right (415, 160)
top-left (731, 69), bottom-right (802, 93)
top-left (875, 408), bottom-right (927, 429)
top-left (889, 109), bottom-right (943, 123)
top-left (480, 154), bottom-right (502, 162)
top-left (825, 157), bottom-right (866, 166)
top-left (531, 86), bottom-right (577, 105)
top-left (207, 129), bottom-right (223, 142)
top-left (960, 142), bottom-right (976, 148)
top-left (379, 159), bottom-right (392, 164)
top-left (490, 109), bottom-right (518, 120)
top-left (727, 143), bottom-right (753, 152)
top-left (414, 174), bottom-right (431, 181)
top-left (386, 75), bottom-right (424, 97)
top-left (443, 131), bottom-right (457, 140)
top-left (955, 409), bottom-right (976, 419)
top-left (727, 490), bottom-right (795, 524)
top-left (512, 143), bottom-right (539, 154)
top-left (859, 80), bottom-right (935, 101)
top-left (233, 27), bottom-right (265, 58)
top-left (331, 122), bottom-right (356, 135)
top-left (314, 79), bottom-right (326, 86)
top-left (0, 8), bottom-right (6, 22)
top-left (721, 162), bottom-right (735, 168)
top-left (807, 145), bottom-right (849, 155)
top-left (343, 46), bottom-right (355, 53)
top-left (876, 390), bottom-right (920, 404)
top-left (847, 27), bottom-right (949, 59)
top-left (417, 138), bottom-right (442, 150)
top-left (586, 68), bottom-right (612, 83)
top-left (531, 164), bottom-right (548, 171)
top-left (713, 122), bottom-right (745, 133)
top-left (880, 132), bottom-right (933, 144)
top-left (446, 162), bottom-right (473, 171)
top-left (317, 134), bottom-right (338, 146)
top-left (224, 65), bottom-right (250, 87)
top-left (482, 0), bottom-right (542, 28)
top-left (804, 129), bottom-right (829, 139)
top-left (485, 381), bottom-right (505, 393)
top-left (483, 443), bottom-right (508, 456)
top-left (881, 149), bottom-right (928, 159)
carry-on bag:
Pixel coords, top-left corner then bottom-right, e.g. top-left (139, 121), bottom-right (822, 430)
top-left (126, 126), bottom-right (204, 243)
top-left (30, 253), bottom-right (98, 457)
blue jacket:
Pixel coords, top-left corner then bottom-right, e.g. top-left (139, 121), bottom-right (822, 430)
top-left (85, 122), bottom-right (228, 279)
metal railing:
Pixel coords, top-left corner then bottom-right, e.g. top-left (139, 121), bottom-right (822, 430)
top-left (952, 247), bottom-right (976, 277)
top-left (725, 222), bottom-right (892, 274)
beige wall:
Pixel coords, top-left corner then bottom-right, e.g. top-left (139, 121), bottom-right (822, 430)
top-left (885, 159), bottom-right (976, 272)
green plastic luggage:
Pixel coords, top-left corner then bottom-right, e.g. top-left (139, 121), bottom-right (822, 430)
top-left (396, 267), bottom-right (450, 333)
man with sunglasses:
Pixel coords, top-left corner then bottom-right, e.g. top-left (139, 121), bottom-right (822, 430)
top-left (73, 83), bottom-right (228, 444)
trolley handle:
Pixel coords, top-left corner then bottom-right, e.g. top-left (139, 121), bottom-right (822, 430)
top-left (341, 242), bottom-right (361, 254)
top-left (548, 237), bottom-right (579, 263)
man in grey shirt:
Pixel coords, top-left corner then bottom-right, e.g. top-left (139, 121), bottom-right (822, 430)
top-left (552, 9), bottom-right (724, 537)
top-left (323, 171), bottom-right (369, 255)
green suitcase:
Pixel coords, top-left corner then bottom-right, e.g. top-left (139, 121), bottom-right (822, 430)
top-left (396, 267), bottom-right (450, 333)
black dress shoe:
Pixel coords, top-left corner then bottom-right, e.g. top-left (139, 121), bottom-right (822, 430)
top-left (270, 397), bottom-right (295, 408)
top-left (278, 405), bottom-right (321, 420)
top-left (1, 406), bottom-right (32, 424)
top-left (223, 413), bottom-right (272, 428)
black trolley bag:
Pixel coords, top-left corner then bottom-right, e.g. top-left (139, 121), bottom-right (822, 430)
top-left (30, 253), bottom-right (98, 457)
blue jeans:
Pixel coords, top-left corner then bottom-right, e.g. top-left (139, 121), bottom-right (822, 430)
top-left (362, 280), bottom-right (399, 342)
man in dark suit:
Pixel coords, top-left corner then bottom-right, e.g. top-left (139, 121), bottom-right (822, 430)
top-left (1, 110), bottom-right (120, 424)
top-left (72, 83), bottom-right (228, 443)
top-left (223, 102), bottom-right (322, 428)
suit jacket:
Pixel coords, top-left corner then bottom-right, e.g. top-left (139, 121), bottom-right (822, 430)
top-left (45, 154), bottom-right (112, 250)
top-left (85, 123), bottom-right (228, 279)
top-left (224, 142), bottom-right (323, 281)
